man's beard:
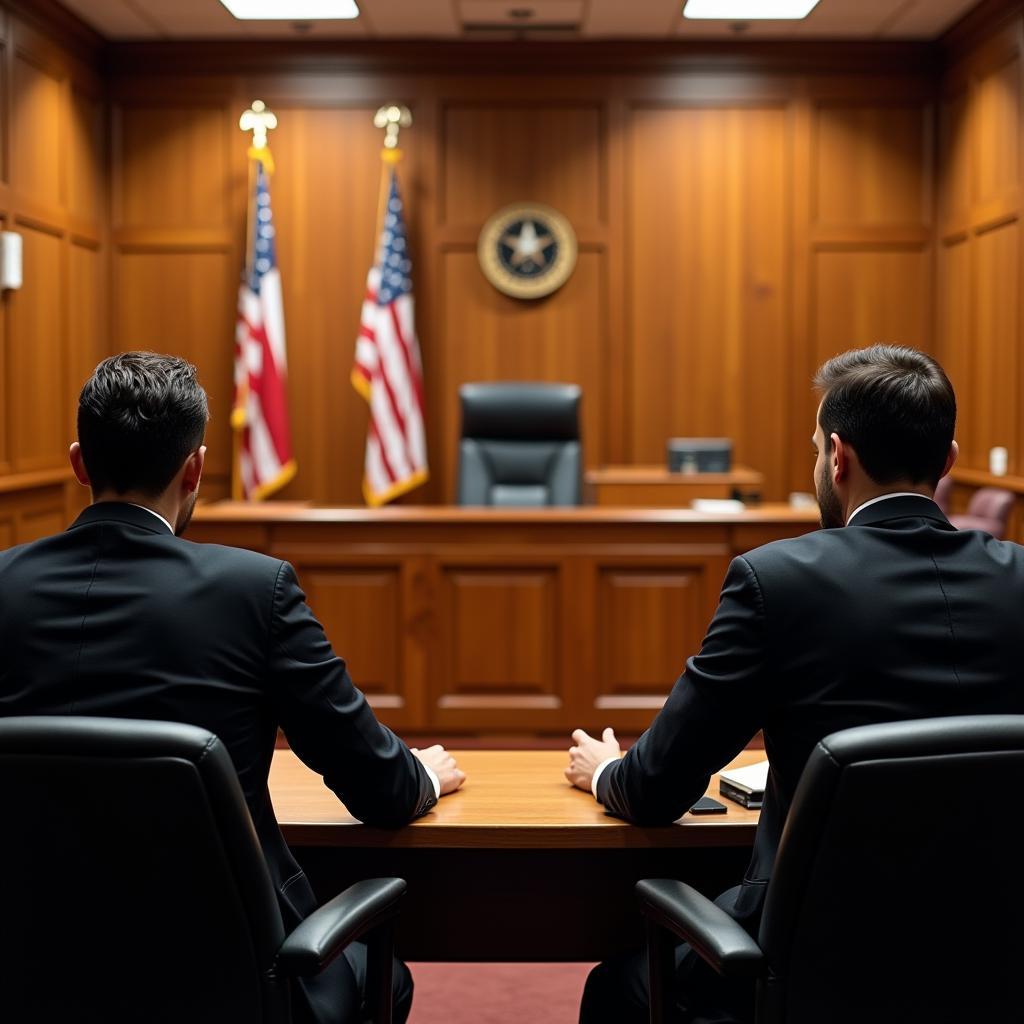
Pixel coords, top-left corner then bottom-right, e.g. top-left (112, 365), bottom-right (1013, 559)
top-left (175, 491), bottom-right (198, 536)
top-left (816, 470), bottom-right (845, 530)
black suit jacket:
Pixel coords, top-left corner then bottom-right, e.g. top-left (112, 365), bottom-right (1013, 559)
top-left (598, 494), bottom-right (1024, 930)
top-left (0, 502), bottom-right (436, 1022)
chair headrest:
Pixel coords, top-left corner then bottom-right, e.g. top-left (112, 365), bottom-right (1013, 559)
top-left (460, 383), bottom-right (580, 441)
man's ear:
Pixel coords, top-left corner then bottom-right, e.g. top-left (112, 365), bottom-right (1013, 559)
top-left (830, 432), bottom-right (848, 483)
top-left (69, 442), bottom-right (91, 488)
top-left (940, 440), bottom-right (959, 479)
top-left (181, 446), bottom-right (206, 496)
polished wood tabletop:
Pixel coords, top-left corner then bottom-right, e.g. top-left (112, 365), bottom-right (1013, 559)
top-left (197, 501), bottom-right (819, 526)
top-left (270, 748), bottom-right (762, 849)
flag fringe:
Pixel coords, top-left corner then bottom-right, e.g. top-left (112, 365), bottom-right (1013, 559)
top-left (248, 458), bottom-right (298, 502)
top-left (362, 468), bottom-right (428, 508)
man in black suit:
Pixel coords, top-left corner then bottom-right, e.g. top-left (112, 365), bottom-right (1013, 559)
top-left (0, 352), bottom-right (465, 1024)
top-left (566, 345), bottom-right (1024, 1023)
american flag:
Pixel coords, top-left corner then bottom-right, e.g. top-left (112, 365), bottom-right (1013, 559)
top-left (351, 170), bottom-right (428, 506)
top-left (232, 159), bottom-right (296, 500)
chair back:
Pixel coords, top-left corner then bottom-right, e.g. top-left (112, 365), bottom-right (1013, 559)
top-left (0, 716), bottom-right (291, 1023)
top-left (757, 715), bottom-right (1024, 1024)
top-left (949, 487), bottom-right (1015, 538)
top-left (457, 382), bottom-right (581, 506)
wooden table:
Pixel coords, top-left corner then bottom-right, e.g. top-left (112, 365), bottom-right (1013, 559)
top-left (271, 749), bottom-right (762, 961)
top-left (586, 465), bottom-right (765, 507)
top-left (191, 504), bottom-right (818, 737)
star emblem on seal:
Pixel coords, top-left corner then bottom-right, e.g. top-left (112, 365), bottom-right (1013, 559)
top-left (478, 203), bottom-right (577, 300)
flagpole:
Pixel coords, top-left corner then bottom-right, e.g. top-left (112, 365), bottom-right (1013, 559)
top-left (232, 154), bottom-right (257, 502)
top-left (234, 100), bottom-right (279, 502)
top-left (371, 105), bottom-right (412, 262)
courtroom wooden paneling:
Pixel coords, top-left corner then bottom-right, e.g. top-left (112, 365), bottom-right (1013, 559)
top-left (442, 103), bottom-right (604, 228)
top-left (113, 250), bottom-right (236, 495)
top-left (11, 44), bottom-right (63, 211)
top-left (814, 102), bottom-right (931, 228)
top-left (938, 10), bottom-right (1024, 525)
top-left (301, 567), bottom-right (403, 706)
top-left (591, 558), bottom-right (727, 731)
top-left (627, 105), bottom-right (788, 499)
top-left (0, 2), bottom-right (106, 545)
top-left (269, 107), bottom-right (416, 504)
top-left (101, 51), bottom-right (938, 509)
top-left (8, 226), bottom-right (65, 473)
top-left (188, 504), bottom-right (819, 734)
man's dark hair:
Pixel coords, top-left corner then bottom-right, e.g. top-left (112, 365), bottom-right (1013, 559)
top-left (77, 352), bottom-right (208, 496)
top-left (814, 345), bottom-right (956, 487)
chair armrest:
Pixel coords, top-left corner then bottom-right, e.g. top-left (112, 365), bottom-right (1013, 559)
top-left (276, 877), bottom-right (407, 978)
top-left (636, 879), bottom-right (765, 980)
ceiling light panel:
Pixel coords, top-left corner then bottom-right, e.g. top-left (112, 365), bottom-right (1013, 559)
top-left (219, 0), bottom-right (359, 18)
top-left (683, 0), bottom-right (820, 18)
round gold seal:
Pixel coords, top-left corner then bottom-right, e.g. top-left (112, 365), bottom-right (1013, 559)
top-left (477, 202), bottom-right (578, 300)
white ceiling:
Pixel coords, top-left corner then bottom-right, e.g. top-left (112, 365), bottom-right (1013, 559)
top-left (60, 0), bottom-right (982, 40)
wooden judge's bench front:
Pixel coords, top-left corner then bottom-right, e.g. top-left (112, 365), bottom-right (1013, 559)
top-left (190, 503), bottom-right (819, 736)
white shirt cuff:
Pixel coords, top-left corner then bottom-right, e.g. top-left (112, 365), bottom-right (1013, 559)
top-left (423, 763), bottom-right (441, 800)
top-left (591, 757), bottom-right (619, 800)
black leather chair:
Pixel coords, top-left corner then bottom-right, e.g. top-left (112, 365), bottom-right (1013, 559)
top-left (637, 715), bottom-right (1024, 1024)
top-left (0, 716), bottom-right (406, 1024)
top-left (456, 382), bottom-right (582, 506)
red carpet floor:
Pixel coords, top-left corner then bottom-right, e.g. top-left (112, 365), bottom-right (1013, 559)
top-left (408, 963), bottom-right (595, 1024)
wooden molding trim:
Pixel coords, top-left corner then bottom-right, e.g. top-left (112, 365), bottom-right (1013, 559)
top-left (951, 467), bottom-right (1024, 495)
top-left (940, 0), bottom-right (1023, 63)
top-left (103, 39), bottom-right (939, 79)
top-left (1, 0), bottom-right (103, 60)
top-left (0, 467), bottom-right (74, 495)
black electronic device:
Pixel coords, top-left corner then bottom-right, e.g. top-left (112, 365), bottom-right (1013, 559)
top-left (667, 437), bottom-right (732, 474)
top-left (689, 795), bottom-right (728, 815)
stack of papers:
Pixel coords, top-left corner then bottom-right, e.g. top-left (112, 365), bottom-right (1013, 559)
top-left (718, 759), bottom-right (769, 809)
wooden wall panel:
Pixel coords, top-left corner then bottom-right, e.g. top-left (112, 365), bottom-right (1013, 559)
top-left (115, 105), bottom-right (230, 228)
top-left (973, 52), bottom-right (1019, 206)
top-left (597, 568), bottom-right (703, 695)
top-left (8, 227), bottom-right (65, 472)
top-left (113, 251), bottom-right (235, 494)
top-left (69, 89), bottom-right (103, 225)
top-left (68, 243), bottom-right (104, 416)
top-left (940, 92), bottom-right (971, 223)
top-left (11, 50), bottom-right (62, 209)
top-left (627, 105), bottom-right (788, 497)
top-left (301, 568), bottom-right (402, 705)
top-left (937, 240), bottom-right (972, 431)
top-left (269, 107), bottom-right (397, 504)
top-left (812, 250), bottom-right (930, 364)
top-left (442, 104), bottom-right (604, 227)
top-left (0, 3), bottom-right (105, 547)
top-left (972, 222), bottom-right (1019, 471)
top-left (815, 103), bottom-right (929, 227)
top-left (937, 15), bottom-right (1024, 529)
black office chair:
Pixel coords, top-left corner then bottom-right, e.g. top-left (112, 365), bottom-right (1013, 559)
top-left (0, 716), bottom-right (405, 1024)
top-left (456, 382), bottom-right (582, 506)
top-left (637, 715), bottom-right (1024, 1024)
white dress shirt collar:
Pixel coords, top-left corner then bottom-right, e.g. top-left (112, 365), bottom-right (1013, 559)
top-left (128, 503), bottom-right (174, 535)
top-left (846, 492), bottom-right (934, 526)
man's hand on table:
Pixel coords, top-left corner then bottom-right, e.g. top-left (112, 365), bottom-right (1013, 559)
top-left (565, 727), bottom-right (621, 794)
top-left (412, 744), bottom-right (466, 796)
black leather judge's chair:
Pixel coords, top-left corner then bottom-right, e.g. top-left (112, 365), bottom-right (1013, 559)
top-left (0, 716), bottom-right (406, 1024)
top-left (638, 715), bottom-right (1024, 1024)
top-left (457, 382), bottom-right (582, 506)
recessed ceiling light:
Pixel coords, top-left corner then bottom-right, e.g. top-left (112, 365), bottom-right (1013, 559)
top-left (218, 0), bottom-right (359, 19)
top-left (683, 0), bottom-right (820, 19)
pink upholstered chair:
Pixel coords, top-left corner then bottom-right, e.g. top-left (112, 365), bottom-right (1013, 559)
top-left (949, 487), bottom-right (1015, 539)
